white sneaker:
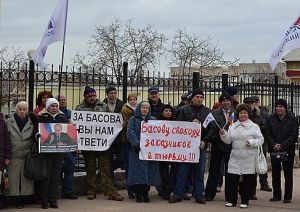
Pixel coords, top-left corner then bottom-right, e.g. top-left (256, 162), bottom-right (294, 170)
top-left (225, 202), bottom-right (234, 207)
top-left (240, 204), bottom-right (248, 208)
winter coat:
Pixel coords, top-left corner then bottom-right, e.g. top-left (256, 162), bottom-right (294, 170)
top-left (178, 103), bottom-right (211, 146)
top-left (126, 101), bottom-right (160, 186)
top-left (220, 119), bottom-right (264, 175)
top-left (148, 98), bottom-right (165, 118)
top-left (0, 119), bottom-right (11, 171)
top-left (75, 99), bottom-right (107, 112)
top-left (265, 112), bottom-right (298, 155)
top-left (6, 115), bottom-right (35, 196)
top-left (206, 107), bottom-right (235, 153)
top-left (121, 103), bottom-right (135, 143)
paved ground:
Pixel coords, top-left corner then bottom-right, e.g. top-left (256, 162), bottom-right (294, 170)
top-left (5, 168), bottom-right (300, 212)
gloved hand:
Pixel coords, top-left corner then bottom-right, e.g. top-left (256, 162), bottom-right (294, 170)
top-left (134, 145), bottom-right (141, 153)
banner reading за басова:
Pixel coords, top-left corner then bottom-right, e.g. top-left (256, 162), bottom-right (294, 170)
top-left (71, 111), bottom-right (123, 151)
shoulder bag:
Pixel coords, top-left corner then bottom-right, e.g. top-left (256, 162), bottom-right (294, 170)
top-left (24, 141), bottom-right (47, 181)
top-left (255, 145), bottom-right (268, 174)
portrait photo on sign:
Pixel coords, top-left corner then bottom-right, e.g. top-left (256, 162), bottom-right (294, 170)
top-left (39, 123), bottom-right (78, 153)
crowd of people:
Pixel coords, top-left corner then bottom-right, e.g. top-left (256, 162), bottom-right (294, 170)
top-left (0, 85), bottom-right (298, 210)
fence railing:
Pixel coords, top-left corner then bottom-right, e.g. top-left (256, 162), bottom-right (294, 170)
top-left (1, 62), bottom-right (300, 116)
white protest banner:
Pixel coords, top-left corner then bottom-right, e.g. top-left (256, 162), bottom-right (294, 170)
top-left (139, 120), bottom-right (201, 163)
top-left (71, 111), bottom-right (123, 151)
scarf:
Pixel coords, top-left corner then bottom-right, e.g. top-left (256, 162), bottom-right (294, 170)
top-left (14, 113), bottom-right (28, 132)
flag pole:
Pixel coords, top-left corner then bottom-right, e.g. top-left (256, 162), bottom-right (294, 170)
top-left (58, 0), bottom-right (68, 99)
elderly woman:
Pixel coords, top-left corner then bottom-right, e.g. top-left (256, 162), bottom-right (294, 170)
top-left (6, 101), bottom-right (36, 209)
top-left (0, 113), bottom-right (11, 210)
top-left (127, 101), bottom-right (160, 203)
top-left (220, 104), bottom-right (263, 209)
top-left (36, 98), bottom-right (68, 209)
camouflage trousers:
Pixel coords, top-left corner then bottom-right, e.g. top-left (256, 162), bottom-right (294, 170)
top-left (82, 150), bottom-right (117, 196)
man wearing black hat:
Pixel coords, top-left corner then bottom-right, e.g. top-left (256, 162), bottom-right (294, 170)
top-left (205, 92), bottom-right (235, 202)
top-left (103, 85), bottom-right (124, 182)
top-left (243, 96), bottom-right (272, 199)
top-left (169, 88), bottom-right (211, 204)
top-left (75, 86), bottom-right (124, 201)
top-left (265, 99), bottom-right (298, 203)
top-left (148, 87), bottom-right (165, 118)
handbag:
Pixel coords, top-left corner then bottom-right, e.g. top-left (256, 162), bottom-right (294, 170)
top-left (270, 151), bottom-right (288, 162)
top-left (24, 141), bottom-right (47, 181)
top-left (255, 145), bottom-right (268, 174)
top-left (0, 166), bottom-right (9, 195)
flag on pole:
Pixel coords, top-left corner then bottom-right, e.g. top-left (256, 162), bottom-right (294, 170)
top-left (227, 112), bottom-right (235, 125)
top-left (30, 0), bottom-right (68, 70)
top-left (203, 112), bottom-right (215, 128)
top-left (269, 15), bottom-right (300, 71)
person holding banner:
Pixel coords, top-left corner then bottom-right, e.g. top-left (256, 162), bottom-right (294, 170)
top-left (157, 104), bottom-right (179, 200)
top-left (219, 104), bottom-right (264, 208)
top-left (36, 98), bottom-right (68, 209)
top-left (75, 86), bottom-right (124, 201)
top-left (127, 101), bottom-right (160, 203)
top-left (205, 92), bottom-right (235, 202)
top-left (169, 88), bottom-right (211, 204)
top-left (103, 86), bottom-right (124, 184)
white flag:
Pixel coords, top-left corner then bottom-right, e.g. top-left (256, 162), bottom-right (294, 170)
top-left (269, 15), bottom-right (300, 71)
top-left (203, 112), bottom-right (215, 128)
top-left (30, 0), bottom-right (68, 69)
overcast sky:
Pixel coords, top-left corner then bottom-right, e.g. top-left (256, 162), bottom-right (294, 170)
top-left (1, 0), bottom-right (300, 72)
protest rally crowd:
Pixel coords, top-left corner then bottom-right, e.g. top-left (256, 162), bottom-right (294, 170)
top-left (0, 84), bottom-right (298, 209)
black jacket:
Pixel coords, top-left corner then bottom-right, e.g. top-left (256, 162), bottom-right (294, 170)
top-left (178, 104), bottom-right (211, 146)
top-left (206, 108), bottom-right (235, 153)
top-left (265, 112), bottom-right (298, 155)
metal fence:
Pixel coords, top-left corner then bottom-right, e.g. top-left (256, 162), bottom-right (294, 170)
top-left (1, 62), bottom-right (300, 116)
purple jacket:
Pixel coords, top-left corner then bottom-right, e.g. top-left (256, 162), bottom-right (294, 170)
top-left (0, 119), bottom-right (11, 171)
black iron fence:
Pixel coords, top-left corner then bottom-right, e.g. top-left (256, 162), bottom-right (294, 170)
top-left (1, 61), bottom-right (300, 116)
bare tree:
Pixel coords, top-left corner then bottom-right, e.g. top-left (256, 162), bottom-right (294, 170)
top-left (73, 18), bottom-right (166, 81)
top-left (169, 28), bottom-right (239, 76)
top-left (0, 46), bottom-right (27, 70)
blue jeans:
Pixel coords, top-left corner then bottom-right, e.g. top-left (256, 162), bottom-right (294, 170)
top-left (174, 148), bottom-right (207, 199)
top-left (62, 152), bottom-right (76, 195)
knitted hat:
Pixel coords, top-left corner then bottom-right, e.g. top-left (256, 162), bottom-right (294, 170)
top-left (275, 99), bottom-right (287, 110)
top-left (225, 86), bottom-right (239, 96)
top-left (84, 86), bottom-right (96, 96)
top-left (219, 92), bottom-right (232, 102)
top-left (190, 88), bottom-right (204, 100)
top-left (252, 96), bottom-right (259, 102)
top-left (46, 98), bottom-right (59, 109)
top-left (105, 85), bottom-right (117, 94)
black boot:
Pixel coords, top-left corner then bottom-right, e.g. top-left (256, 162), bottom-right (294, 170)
top-left (0, 196), bottom-right (5, 210)
top-left (142, 185), bottom-right (150, 203)
top-left (134, 185), bottom-right (142, 203)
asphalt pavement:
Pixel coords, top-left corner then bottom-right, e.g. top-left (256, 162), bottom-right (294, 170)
top-left (5, 168), bottom-right (300, 212)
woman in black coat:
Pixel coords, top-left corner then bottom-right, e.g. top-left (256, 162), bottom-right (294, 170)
top-left (36, 98), bottom-right (68, 209)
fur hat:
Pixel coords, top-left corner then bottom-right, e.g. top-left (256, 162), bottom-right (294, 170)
top-left (105, 85), bottom-right (117, 94)
top-left (189, 88), bottom-right (204, 100)
top-left (46, 98), bottom-right (59, 109)
top-left (162, 104), bottom-right (174, 113)
top-left (275, 99), bottom-right (287, 110)
top-left (84, 86), bottom-right (96, 96)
